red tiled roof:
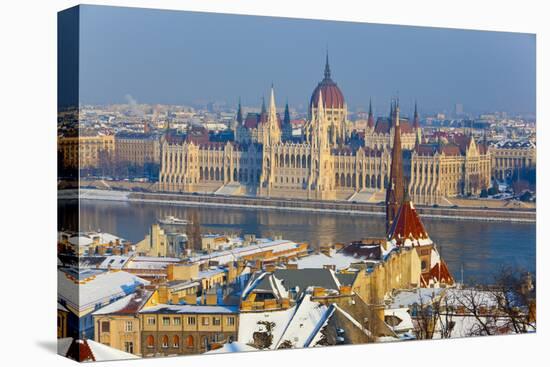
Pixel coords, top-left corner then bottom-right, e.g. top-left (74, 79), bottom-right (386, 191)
top-left (387, 199), bottom-right (430, 245)
top-left (65, 339), bottom-right (95, 362)
top-left (374, 118), bottom-right (391, 134)
top-left (310, 78), bottom-right (345, 109)
top-left (421, 259), bottom-right (454, 286)
top-left (440, 144), bottom-right (461, 156)
top-left (415, 144), bottom-right (438, 156)
top-left (244, 113), bottom-right (260, 129)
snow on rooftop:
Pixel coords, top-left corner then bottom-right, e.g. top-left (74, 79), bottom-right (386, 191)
top-left (189, 239), bottom-right (301, 265)
top-left (140, 304), bottom-right (238, 314)
top-left (288, 252), bottom-right (357, 271)
top-left (388, 288), bottom-right (444, 309)
top-left (238, 306), bottom-right (297, 349)
top-left (276, 294), bottom-right (330, 349)
top-left (92, 292), bottom-right (135, 316)
top-left (57, 269), bottom-right (149, 313)
top-left (86, 339), bottom-right (139, 361)
top-left (384, 308), bottom-right (414, 333)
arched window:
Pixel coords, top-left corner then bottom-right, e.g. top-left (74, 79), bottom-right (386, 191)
top-left (173, 335), bottom-right (180, 348)
top-left (146, 335), bottom-right (154, 349)
top-left (186, 335), bottom-right (194, 347)
top-left (162, 335), bottom-right (169, 348)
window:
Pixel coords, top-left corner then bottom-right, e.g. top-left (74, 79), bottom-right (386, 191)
top-left (146, 335), bottom-right (154, 349)
top-left (173, 317), bottom-right (181, 326)
top-left (147, 317), bottom-right (156, 326)
top-left (187, 316), bottom-right (196, 325)
top-left (201, 317), bottom-right (210, 326)
top-left (162, 335), bottom-right (169, 348)
top-left (101, 321), bottom-right (110, 333)
top-left (186, 335), bottom-right (194, 347)
top-left (125, 321), bottom-right (133, 332)
top-left (226, 317), bottom-right (235, 326)
top-left (124, 342), bottom-right (134, 354)
top-left (162, 317), bottom-right (170, 326)
top-left (173, 335), bottom-right (180, 348)
top-left (212, 317), bottom-right (221, 326)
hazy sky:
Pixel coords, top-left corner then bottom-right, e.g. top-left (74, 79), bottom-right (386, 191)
top-left (78, 5), bottom-right (536, 116)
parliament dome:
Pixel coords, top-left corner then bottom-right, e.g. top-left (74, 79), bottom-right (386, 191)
top-left (310, 54), bottom-right (345, 110)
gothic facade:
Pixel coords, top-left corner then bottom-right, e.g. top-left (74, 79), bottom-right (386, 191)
top-left (159, 57), bottom-right (491, 205)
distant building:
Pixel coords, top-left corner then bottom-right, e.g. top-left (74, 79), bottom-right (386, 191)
top-left (58, 133), bottom-right (115, 169)
top-left (158, 55), bottom-right (502, 205)
top-left (488, 139), bottom-right (536, 181)
top-left (115, 132), bottom-right (161, 165)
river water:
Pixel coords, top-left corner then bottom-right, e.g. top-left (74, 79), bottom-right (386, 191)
top-left (59, 200), bottom-right (536, 285)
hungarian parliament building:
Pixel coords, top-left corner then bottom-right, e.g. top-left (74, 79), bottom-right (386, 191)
top-left (159, 57), bottom-right (492, 205)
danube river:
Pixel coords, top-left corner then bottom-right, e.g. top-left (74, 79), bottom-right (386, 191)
top-left (60, 200), bottom-right (536, 284)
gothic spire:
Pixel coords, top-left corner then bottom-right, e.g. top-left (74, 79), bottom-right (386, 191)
top-left (413, 100), bottom-right (420, 129)
top-left (324, 50), bottom-right (331, 80)
top-left (268, 84), bottom-right (277, 124)
top-left (236, 97), bottom-right (243, 124)
top-left (386, 100), bottom-right (404, 235)
top-left (284, 100), bottom-right (291, 125)
top-left (367, 98), bottom-right (375, 128)
top-left (261, 96), bottom-right (266, 115)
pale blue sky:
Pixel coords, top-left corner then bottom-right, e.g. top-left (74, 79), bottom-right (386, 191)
top-left (78, 5), bottom-right (536, 116)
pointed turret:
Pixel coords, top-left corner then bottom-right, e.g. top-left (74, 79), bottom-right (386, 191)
top-left (413, 101), bottom-right (420, 129)
top-left (284, 101), bottom-right (291, 125)
top-left (324, 50), bottom-right (331, 80)
top-left (282, 100), bottom-right (292, 142)
top-left (261, 96), bottom-right (266, 114)
top-left (264, 85), bottom-right (281, 145)
top-left (259, 96), bottom-right (267, 123)
top-left (386, 99), bottom-right (404, 234)
top-left (268, 84), bottom-right (277, 124)
top-left (236, 98), bottom-right (243, 125)
top-left (367, 98), bottom-right (375, 128)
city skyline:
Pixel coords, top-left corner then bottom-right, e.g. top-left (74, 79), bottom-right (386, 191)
top-left (77, 5), bottom-right (536, 116)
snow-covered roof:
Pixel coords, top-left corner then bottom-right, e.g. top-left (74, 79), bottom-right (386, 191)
top-left (275, 294), bottom-right (331, 348)
top-left (288, 252), bottom-right (359, 271)
top-left (92, 288), bottom-right (152, 316)
top-left (63, 232), bottom-right (126, 248)
top-left (384, 308), bottom-right (414, 333)
top-left (205, 342), bottom-right (258, 354)
top-left (388, 288), bottom-right (444, 309)
top-left (188, 239), bottom-right (303, 265)
top-left (86, 339), bottom-right (139, 361)
top-left (140, 304), bottom-right (238, 314)
top-left (198, 267), bottom-right (226, 279)
top-left (125, 256), bottom-right (181, 270)
top-left (57, 269), bottom-right (149, 313)
top-left (238, 306), bottom-right (296, 348)
top-left (57, 338), bottom-right (139, 362)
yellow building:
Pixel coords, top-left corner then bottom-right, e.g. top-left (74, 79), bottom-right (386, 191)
top-left (160, 59), bottom-right (473, 206)
top-left (115, 132), bottom-right (161, 165)
top-left (136, 224), bottom-right (169, 257)
top-left (408, 135), bottom-right (492, 204)
top-left (93, 288), bottom-right (158, 356)
top-left (58, 133), bottom-right (115, 169)
top-left (488, 140), bottom-right (536, 181)
top-left (139, 304), bottom-right (239, 356)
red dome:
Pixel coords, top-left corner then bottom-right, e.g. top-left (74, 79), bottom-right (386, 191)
top-left (310, 79), bottom-right (345, 109)
top-left (310, 54), bottom-right (345, 110)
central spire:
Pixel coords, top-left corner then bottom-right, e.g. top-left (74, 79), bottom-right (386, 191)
top-left (324, 50), bottom-right (331, 80)
top-left (386, 98), bottom-right (404, 235)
